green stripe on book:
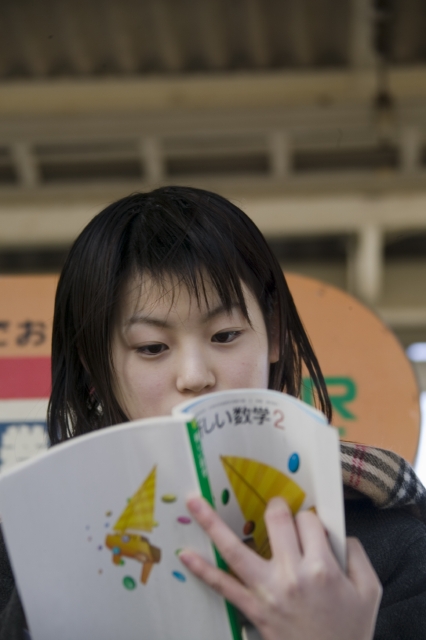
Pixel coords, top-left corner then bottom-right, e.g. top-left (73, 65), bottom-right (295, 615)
top-left (185, 420), bottom-right (242, 640)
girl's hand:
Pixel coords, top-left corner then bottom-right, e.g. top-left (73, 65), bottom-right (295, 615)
top-left (179, 496), bottom-right (382, 640)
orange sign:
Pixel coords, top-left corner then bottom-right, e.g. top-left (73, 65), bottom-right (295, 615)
top-left (286, 273), bottom-right (420, 463)
top-left (0, 275), bottom-right (57, 471)
top-left (0, 275), bottom-right (57, 398)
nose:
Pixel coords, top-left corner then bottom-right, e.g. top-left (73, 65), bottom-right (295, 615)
top-left (176, 348), bottom-right (215, 395)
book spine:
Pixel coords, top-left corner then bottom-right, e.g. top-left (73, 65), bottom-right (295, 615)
top-left (185, 419), bottom-right (242, 640)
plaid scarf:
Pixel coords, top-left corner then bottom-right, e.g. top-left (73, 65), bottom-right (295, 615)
top-left (341, 442), bottom-right (426, 524)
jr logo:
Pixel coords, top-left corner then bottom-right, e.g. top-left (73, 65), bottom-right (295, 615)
top-left (302, 377), bottom-right (357, 434)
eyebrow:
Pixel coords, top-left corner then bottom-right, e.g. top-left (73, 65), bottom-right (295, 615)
top-left (126, 303), bottom-right (241, 329)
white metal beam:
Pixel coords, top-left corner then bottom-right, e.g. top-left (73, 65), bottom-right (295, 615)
top-left (140, 137), bottom-right (164, 184)
top-left (0, 68), bottom-right (381, 118)
top-left (1, 65), bottom-right (426, 119)
top-left (379, 307), bottom-right (426, 328)
top-left (351, 225), bottom-right (384, 305)
top-left (241, 193), bottom-right (426, 235)
top-left (2, 191), bottom-right (426, 247)
top-left (269, 132), bottom-right (291, 179)
top-left (10, 143), bottom-right (39, 188)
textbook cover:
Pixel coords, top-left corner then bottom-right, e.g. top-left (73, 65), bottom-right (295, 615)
top-left (0, 389), bottom-right (345, 640)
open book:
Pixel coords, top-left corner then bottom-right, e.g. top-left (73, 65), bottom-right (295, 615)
top-left (0, 389), bottom-right (345, 640)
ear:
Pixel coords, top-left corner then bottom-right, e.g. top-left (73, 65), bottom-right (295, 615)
top-left (268, 311), bottom-right (280, 364)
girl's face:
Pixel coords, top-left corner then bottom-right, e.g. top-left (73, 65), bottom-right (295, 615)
top-left (111, 275), bottom-right (279, 421)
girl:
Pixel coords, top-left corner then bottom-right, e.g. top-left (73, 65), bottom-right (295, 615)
top-left (2, 186), bottom-right (425, 640)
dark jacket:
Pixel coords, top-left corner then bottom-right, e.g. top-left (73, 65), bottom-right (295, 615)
top-left (346, 498), bottom-right (426, 639)
top-left (0, 528), bottom-right (26, 640)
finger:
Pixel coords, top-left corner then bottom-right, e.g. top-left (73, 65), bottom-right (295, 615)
top-left (296, 511), bottom-right (332, 555)
top-left (295, 510), bottom-right (339, 569)
top-left (264, 497), bottom-right (302, 566)
top-left (186, 496), bottom-right (265, 585)
top-left (178, 549), bottom-right (256, 618)
top-left (346, 537), bottom-right (382, 604)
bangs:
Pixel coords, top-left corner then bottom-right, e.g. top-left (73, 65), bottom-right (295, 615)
top-left (124, 191), bottom-right (253, 320)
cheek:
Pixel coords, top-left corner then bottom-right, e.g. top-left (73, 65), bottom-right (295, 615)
top-left (113, 357), bottom-right (167, 417)
top-left (246, 359), bottom-right (270, 386)
top-left (125, 365), bottom-right (165, 401)
top-left (225, 347), bottom-right (270, 388)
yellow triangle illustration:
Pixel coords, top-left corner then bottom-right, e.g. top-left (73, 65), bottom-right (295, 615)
top-left (221, 456), bottom-right (306, 559)
top-left (113, 465), bottom-right (157, 533)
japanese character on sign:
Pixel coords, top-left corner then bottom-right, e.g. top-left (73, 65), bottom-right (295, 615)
top-left (16, 321), bottom-right (47, 347)
top-left (0, 321), bottom-right (9, 347)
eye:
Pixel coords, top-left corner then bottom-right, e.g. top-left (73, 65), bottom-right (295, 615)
top-left (212, 330), bottom-right (242, 344)
top-left (137, 343), bottom-right (168, 356)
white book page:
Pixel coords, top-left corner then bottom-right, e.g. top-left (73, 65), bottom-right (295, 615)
top-left (0, 417), bottom-right (235, 640)
top-left (176, 389), bottom-right (346, 569)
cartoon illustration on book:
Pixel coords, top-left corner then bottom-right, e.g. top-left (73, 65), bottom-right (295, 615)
top-left (220, 456), bottom-right (306, 559)
top-left (105, 465), bottom-right (161, 584)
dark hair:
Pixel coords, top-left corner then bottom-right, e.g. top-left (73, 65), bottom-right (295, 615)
top-left (47, 186), bottom-right (331, 444)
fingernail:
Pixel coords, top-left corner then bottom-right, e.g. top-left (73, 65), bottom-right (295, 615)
top-left (186, 495), bottom-right (203, 514)
top-left (267, 497), bottom-right (288, 511)
top-left (178, 549), bottom-right (194, 566)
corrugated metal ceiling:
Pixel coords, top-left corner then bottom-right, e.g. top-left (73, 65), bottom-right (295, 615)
top-left (0, 0), bottom-right (425, 80)
top-left (1, 0), bottom-right (415, 78)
